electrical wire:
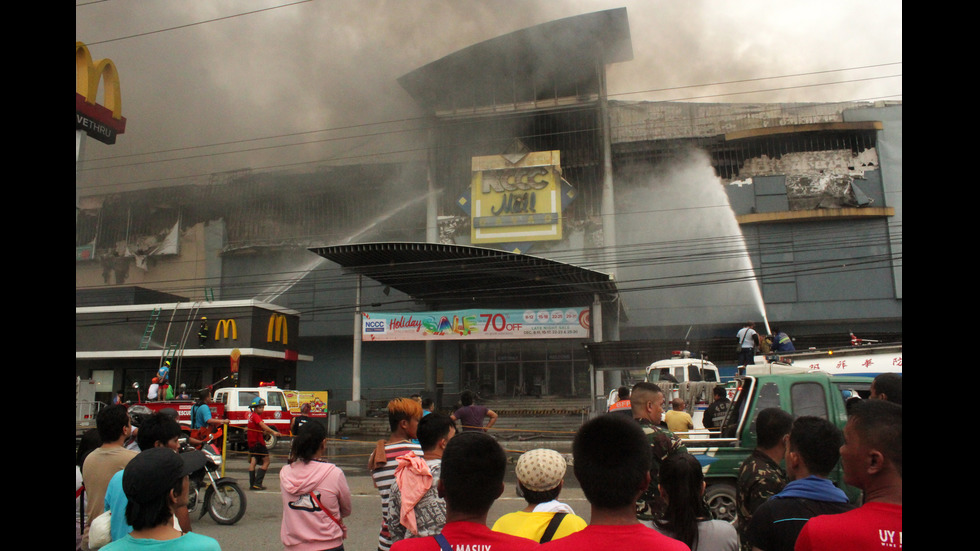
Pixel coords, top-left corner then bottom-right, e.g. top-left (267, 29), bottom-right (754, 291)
top-left (76, 223), bottom-right (902, 328)
top-left (78, 1), bottom-right (315, 46)
top-left (75, 12), bottom-right (902, 329)
top-left (75, 79), bottom-right (902, 190)
top-left (78, 62), bottom-right (901, 169)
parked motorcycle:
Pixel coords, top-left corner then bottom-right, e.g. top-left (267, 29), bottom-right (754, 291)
top-left (126, 404), bottom-right (246, 525)
top-left (184, 431), bottom-right (247, 525)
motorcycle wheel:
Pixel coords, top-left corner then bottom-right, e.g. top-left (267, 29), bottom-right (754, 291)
top-left (206, 481), bottom-right (247, 525)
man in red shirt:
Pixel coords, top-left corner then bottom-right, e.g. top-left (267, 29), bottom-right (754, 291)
top-left (540, 414), bottom-right (690, 551)
top-left (794, 400), bottom-right (902, 550)
top-left (391, 431), bottom-right (538, 551)
top-left (247, 397), bottom-right (282, 491)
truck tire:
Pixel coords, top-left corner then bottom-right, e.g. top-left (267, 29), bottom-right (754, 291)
top-left (704, 482), bottom-right (737, 523)
top-left (263, 432), bottom-right (278, 450)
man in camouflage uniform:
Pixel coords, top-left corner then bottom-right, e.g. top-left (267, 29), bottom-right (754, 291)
top-left (736, 408), bottom-right (793, 551)
top-left (630, 382), bottom-right (689, 521)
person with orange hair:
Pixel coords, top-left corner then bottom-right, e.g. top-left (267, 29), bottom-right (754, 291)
top-left (369, 397), bottom-right (424, 551)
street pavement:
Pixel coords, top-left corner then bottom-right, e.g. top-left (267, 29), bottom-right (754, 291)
top-left (193, 436), bottom-right (590, 550)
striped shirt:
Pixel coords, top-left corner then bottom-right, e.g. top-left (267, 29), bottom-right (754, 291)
top-left (372, 440), bottom-right (423, 551)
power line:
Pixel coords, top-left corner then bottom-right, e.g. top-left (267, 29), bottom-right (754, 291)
top-left (75, 250), bottom-right (902, 328)
top-left (78, 63), bottom-right (901, 171)
top-left (79, 1), bottom-right (315, 46)
top-left (76, 224), bottom-right (901, 322)
top-left (75, 92), bottom-right (901, 194)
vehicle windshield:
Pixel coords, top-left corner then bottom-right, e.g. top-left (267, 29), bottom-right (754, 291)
top-left (648, 368), bottom-right (680, 383)
top-left (721, 378), bottom-right (754, 438)
top-left (266, 392), bottom-right (286, 409)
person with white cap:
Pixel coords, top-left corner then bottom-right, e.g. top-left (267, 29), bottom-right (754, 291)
top-left (101, 447), bottom-right (220, 550)
top-left (492, 448), bottom-right (587, 543)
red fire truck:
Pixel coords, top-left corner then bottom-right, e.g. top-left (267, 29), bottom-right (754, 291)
top-left (133, 385), bottom-right (294, 449)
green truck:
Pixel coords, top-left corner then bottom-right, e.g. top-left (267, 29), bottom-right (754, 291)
top-left (685, 373), bottom-right (872, 521)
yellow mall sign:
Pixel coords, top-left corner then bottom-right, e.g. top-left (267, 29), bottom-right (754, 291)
top-left (76, 41), bottom-right (126, 144)
top-left (469, 151), bottom-right (563, 245)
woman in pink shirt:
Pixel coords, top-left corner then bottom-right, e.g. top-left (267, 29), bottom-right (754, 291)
top-left (280, 422), bottom-right (352, 551)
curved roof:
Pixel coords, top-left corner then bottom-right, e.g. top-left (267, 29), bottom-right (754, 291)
top-left (310, 241), bottom-right (618, 308)
top-left (398, 8), bottom-right (632, 113)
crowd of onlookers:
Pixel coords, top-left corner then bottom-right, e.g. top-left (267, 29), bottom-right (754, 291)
top-left (76, 372), bottom-right (901, 551)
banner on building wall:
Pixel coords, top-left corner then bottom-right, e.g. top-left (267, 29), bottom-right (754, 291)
top-left (362, 307), bottom-right (591, 341)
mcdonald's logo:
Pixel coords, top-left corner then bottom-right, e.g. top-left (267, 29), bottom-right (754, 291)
top-left (214, 319), bottom-right (238, 341)
top-left (267, 314), bottom-right (289, 345)
top-left (76, 41), bottom-right (126, 144)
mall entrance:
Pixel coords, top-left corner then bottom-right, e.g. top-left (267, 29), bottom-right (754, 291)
top-left (459, 340), bottom-right (591, 398)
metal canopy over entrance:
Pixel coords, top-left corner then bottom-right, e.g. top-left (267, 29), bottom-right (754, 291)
top-left (310, 242), bottom-right (620, 414)
top-left (309, 242), bottom-right (619, 308)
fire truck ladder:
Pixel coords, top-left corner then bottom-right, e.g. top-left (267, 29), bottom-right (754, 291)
top-left (162, 343), bottom-right (179, 365)
top-left (139, 308), bottom-right (162, 350)
top-left (163, 302), bottom-right (202, 388)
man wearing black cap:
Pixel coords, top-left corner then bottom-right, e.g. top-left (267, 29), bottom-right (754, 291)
top-left (102, 447), bottom-right (221, 550)
top-left (103, 412), bottom-right (194, 542)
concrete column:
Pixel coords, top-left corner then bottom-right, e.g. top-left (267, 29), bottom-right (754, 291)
top-left (597, 59), bottom-right (617, 279)
top-left (424, 123), bottom-right (439, 401)
top-left (347, 275), bottom-right (365, 416)
top-left (592, 294), bottom-right (604, 416)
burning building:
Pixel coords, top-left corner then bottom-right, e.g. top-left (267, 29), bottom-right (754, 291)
top-left (76, 9), bottom-right (901, 410)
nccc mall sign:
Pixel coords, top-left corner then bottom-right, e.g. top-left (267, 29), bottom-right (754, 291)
top-left (76, 42), bottom-right (126, 145)
top-left (465, 150), bottom-right (573, 246)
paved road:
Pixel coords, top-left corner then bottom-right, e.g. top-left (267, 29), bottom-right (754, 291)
top-left (193, 437), bottom-right (590, 550)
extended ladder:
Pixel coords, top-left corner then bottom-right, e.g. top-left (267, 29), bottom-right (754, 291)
top-left (139, 308), bottom-right (162, 350)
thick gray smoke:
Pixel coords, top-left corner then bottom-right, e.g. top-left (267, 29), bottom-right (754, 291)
top-left (76, 1), bottom-right (901, 194)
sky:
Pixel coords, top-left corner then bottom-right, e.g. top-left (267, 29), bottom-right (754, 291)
top-left (75, 0), bottom-right (902, 196)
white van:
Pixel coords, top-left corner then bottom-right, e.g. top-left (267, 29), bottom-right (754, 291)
top-left (645, 351), bottom-right (722, 385)
top-left (646, 352), bottom-right (726, 435)
top-left (605, 351), bottom-right (726, 429)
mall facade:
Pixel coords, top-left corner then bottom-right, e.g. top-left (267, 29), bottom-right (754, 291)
top-left (76, 9), bottom-right (901, 410)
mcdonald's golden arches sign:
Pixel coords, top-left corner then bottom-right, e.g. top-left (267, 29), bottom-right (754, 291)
top-left (76, 42), bottom-right (126, 144)
top-left (214, 319), bottom-right (238, 341)
top-left (267, 314), bottom-right (289, 345)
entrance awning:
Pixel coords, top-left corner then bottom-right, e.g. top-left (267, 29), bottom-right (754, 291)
top-left (310, 242), bottom-right (619, 308)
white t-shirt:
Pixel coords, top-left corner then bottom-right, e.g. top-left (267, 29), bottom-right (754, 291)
top-left (736, 327), bottom-right (757, 349)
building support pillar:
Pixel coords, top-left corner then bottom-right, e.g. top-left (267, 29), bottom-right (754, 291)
top-left (424, 123), bottom-right (440, 404)
top-left (347, 274), bottom-right (366, 417)
top-left (591, 293), bottom-right (604, 416)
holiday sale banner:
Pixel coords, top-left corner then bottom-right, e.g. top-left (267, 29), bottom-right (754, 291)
top-left (361, 307), bottom-right (591, 341)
